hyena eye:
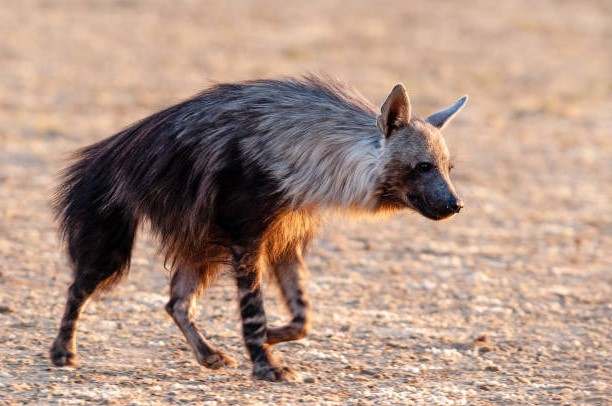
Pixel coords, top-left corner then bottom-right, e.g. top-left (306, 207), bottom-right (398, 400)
top-left (417, 162), bottom-right (434, 173)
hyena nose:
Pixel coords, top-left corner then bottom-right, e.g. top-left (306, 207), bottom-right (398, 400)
top-left (449, 198), bottom-right (464, 213)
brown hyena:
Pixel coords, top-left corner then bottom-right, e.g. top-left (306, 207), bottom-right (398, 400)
top-left (50, 75), bottom-right (467, 381)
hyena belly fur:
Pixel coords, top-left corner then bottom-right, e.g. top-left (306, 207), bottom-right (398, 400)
top-left (51, 75), bottom-right (467, 382)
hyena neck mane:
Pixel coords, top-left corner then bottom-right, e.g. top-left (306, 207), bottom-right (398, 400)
top-left (238, 76), bottom-right (387, 212)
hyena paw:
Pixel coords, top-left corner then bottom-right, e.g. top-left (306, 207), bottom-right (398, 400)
top-left (198, 351), bottom-right (235, 370)
top-left (267, 325), bottom-right (309, 345)
top-left (253, 364), bottom-right (297, 382)
top-left (50, 348), bottom-right (77, 367)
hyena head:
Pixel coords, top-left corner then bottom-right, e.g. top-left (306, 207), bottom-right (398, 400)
top-left (376, 84), bottom-right (468, 220)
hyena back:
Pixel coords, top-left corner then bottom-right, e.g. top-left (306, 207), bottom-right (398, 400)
top-left (50, 75), bottom-right (467, 381)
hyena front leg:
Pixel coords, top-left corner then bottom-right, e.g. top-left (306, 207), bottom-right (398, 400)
top-left (234, 249), bottom-right (296, 381)
top-left (165, 265), bottom-right (234, 369)
top-left (267, 244), bottom-right (311, 345)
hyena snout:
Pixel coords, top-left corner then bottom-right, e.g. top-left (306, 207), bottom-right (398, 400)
top-left (447, 195), bottom-right (464, 213)
top-left (428, 192), bottom-right (463, 219)
top-left (409, 182), bottom-right (464, 221)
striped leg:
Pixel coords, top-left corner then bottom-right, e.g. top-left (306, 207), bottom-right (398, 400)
top-left (50, 276), bottom-right (97, 366)
top-left (267, 244), bottom-right (311, 345)
top-left (51, 207), bottom-right (138, 367)
top-left (166, 265), bottom-right (234, 369)
top-left (235, 250), bottom-right (296, 381)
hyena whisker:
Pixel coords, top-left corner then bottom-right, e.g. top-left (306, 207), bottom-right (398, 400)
top-left (50, 74), bottom-right (468, 382)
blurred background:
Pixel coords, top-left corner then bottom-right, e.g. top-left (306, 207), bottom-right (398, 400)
top-left (0, 0), bottom-right (610, 403)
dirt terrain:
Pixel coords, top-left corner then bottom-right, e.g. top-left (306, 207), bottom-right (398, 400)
top-left (0, 0), bottom-right (610, 404)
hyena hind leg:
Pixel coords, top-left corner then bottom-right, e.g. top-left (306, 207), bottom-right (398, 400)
top-left (165, 264), bottom-right (234, 369)
top-left (267, 244), bottom-right (311, 345)
top-left (50, 207), bottom-right (138, 367)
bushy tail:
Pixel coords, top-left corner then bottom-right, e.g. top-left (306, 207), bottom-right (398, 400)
top-left (54, 139), bottom-right (138, 290)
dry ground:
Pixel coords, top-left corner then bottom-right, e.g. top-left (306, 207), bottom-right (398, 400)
top-left (0, 0), bottom-right (611, 404)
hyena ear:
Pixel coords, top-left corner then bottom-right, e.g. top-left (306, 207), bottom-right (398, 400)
top-left (377, 84), bottom-right (411, 137)
top-left (426, 95), bottom-right (468, 130)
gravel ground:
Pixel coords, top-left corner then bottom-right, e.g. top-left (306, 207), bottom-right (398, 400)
top-left (0, 0), bottom-right (610, 404)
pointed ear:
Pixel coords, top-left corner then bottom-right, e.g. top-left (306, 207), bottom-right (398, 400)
top-left (426, 95), bottom-right (468, 130)
top-left (377, 84), bottom-right (411, 137)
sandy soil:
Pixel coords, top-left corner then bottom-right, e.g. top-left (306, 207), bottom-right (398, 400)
top-left (0, 0), bottom-right (610, 404)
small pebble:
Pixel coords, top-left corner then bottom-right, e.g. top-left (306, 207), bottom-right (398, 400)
top-left (0, 306), bottom-right (14, 314)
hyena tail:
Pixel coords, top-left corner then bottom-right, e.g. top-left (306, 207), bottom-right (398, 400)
top-left (54, 140), bottom-right (138, 292)
top-left (51, 141), bottom-right (138, 366)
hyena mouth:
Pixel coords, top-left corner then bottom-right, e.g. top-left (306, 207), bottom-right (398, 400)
top-left (407, 192), bottom-right (423, 209)
top-left (407, 193), bottom-right (451, 221)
